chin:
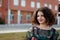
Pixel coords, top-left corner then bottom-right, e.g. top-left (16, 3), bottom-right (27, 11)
top-left (39, 22), bottom-right (44, 24)
top-left (39, 22), bottom-right (45, 24)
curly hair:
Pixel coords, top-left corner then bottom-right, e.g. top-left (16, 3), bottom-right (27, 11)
top-left (32, 7), bottom-right (56, 26)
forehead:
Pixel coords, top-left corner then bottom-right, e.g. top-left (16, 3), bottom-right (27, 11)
top-left (37, 11), bottom-right (44, 15)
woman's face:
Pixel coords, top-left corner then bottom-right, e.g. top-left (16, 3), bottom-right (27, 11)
top-left (37, 11), bottom-right (46, 24)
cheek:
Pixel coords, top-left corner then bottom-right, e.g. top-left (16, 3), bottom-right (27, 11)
top-left (37, 17), bottom-right (40, 20)
top-left (42, 17), bottom-right (45, 20)
top-left (42, 17), bottom-right (46, 22)
top-left (37, 17), bottom-right (45, 20)
top-left (37, 17), bottom-right (46, 23)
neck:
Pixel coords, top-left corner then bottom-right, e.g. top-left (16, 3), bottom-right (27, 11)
top-left (39, 23), bottom-right (51, 30)
top-left (40, 23), bottom-right (48, 27)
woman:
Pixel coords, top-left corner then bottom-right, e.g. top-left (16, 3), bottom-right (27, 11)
top-left (26, 7), bottom-right (59, 40)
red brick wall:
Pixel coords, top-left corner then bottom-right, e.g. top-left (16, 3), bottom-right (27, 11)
top-left (0, 0), bottom-right (58, 24)
top-left (10, 0), bottom-right (58, 13)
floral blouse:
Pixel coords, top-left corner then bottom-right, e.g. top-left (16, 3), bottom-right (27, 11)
top-left (26, 27), bottom-right (59, 40)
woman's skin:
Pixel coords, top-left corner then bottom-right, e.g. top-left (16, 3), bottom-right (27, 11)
top-left (37, 11), bottom-right (52, 30)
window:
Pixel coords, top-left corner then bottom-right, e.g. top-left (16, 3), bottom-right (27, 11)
top-left (21, 0), bottom-right (26, 7)
top-left (0, 0), bottom-right (2, 7)
top-left (58, 1), bottom-right (60, 4)
top-left (44, 3), bottom-right (48, 7)
top-left (49, 4), bottom-right (52, 9)
top-left (10, 11), bottom-right (14, 21)
top-left (55, 5), bottom-right (58, 11)
top-left (31, 1), bottom-right (35, 8)
top-left (58, 13), bottom-right (60, 25)
top-left (55, 18), bottom-right (57, 24)
top-left (20, 13), bottom-right (22, 20)
top-left (20, 13), bottom-right (23, 23)
top-left (36, 2), bottom-right (40, 8)
top-left (0, 12), bottom-right (2, 17)
top-left (58, 14), bottom-right (60, 16)
top-left (58, 0), bottom-right (60, 1)
top-left (58, 12), bottom-right (60, 16)
top-left (58, 4), bottom-right (60, 12)
top-left (26, 13), bottom-right (31, 20)
top-left (14, 0), bottom-right (19, 6)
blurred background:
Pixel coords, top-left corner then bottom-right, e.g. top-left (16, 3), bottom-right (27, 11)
top-left (0, 0), bottom-right (60, 40)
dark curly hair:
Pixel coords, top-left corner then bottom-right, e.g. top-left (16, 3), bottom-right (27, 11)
top-left (32, 7), bottom-right (56, 26)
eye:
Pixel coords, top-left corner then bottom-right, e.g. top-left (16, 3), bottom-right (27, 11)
top-left (37, 15), bottom-right (39, 17)
top-left (41, 15), bottom-right (44, 17)
top-left (37, 14), bottom-right (44, 17)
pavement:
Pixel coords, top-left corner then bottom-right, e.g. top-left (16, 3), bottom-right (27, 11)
top-left (0, 24), bottom-right (60, 33)
top-left (0, 24), bottom-right (32, 33)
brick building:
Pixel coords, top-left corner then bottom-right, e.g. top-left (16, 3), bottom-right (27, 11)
top-left (0, 0), bottom-right (59, 25)
top-left (58, 0), bottom-right (60, 25)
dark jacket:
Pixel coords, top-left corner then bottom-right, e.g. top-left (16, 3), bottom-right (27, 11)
top-left (26, 27), bottom-right (59, 40)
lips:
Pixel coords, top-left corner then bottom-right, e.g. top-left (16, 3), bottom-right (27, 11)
top-left (39, 19), bottom-right (43, 21)
top-left (38, 19), bottom-right (43, 22)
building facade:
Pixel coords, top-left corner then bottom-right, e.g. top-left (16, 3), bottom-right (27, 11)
top-left (0, 0), bottom-right (59, 25)
top-left (58, 0), bottom-right (60, 25)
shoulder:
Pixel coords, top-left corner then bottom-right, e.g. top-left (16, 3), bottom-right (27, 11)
top-left (52, 28), bottom-right (56, 31)
top-left (26, 26), bottom-right (38, 34)
top-left (26, 27), bottom-right (34, 38)
top-left (52, 28), bottom-right (59, 36)
top-left (52, 28), bottom-right (58, 33)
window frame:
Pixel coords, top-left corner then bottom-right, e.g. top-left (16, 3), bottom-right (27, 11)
top-left (21, 0), bottom-right (26, 7)
top-left (31, 1), bottom-right (35, 8)
top-left (36, 2), bottom-right (40, 8)
top-left (13, 0), bottom-right (19, 6)
top-left (44, 3), bottom-right (48, 7)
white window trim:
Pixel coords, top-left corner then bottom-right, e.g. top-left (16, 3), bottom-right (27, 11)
top-left (44, 3), bottom-right (48, 7)
top-left (49, 4), bottom-right (52, 9)
top-left (31, 1), bottom-right (35, 8)
top-left (21, 0), bottom-right (26, 7)
top-left (14, 0), bottom-right (19, 6)
top-left (55, 5), bottom-right (58, 11)
top-left (36, 2), bottom-right (40, 8)
top-left (58, 0), bottom-right (60, 1)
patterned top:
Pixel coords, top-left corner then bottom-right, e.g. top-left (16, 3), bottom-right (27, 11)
top-left (26, 27), bottom-right (59, 40)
